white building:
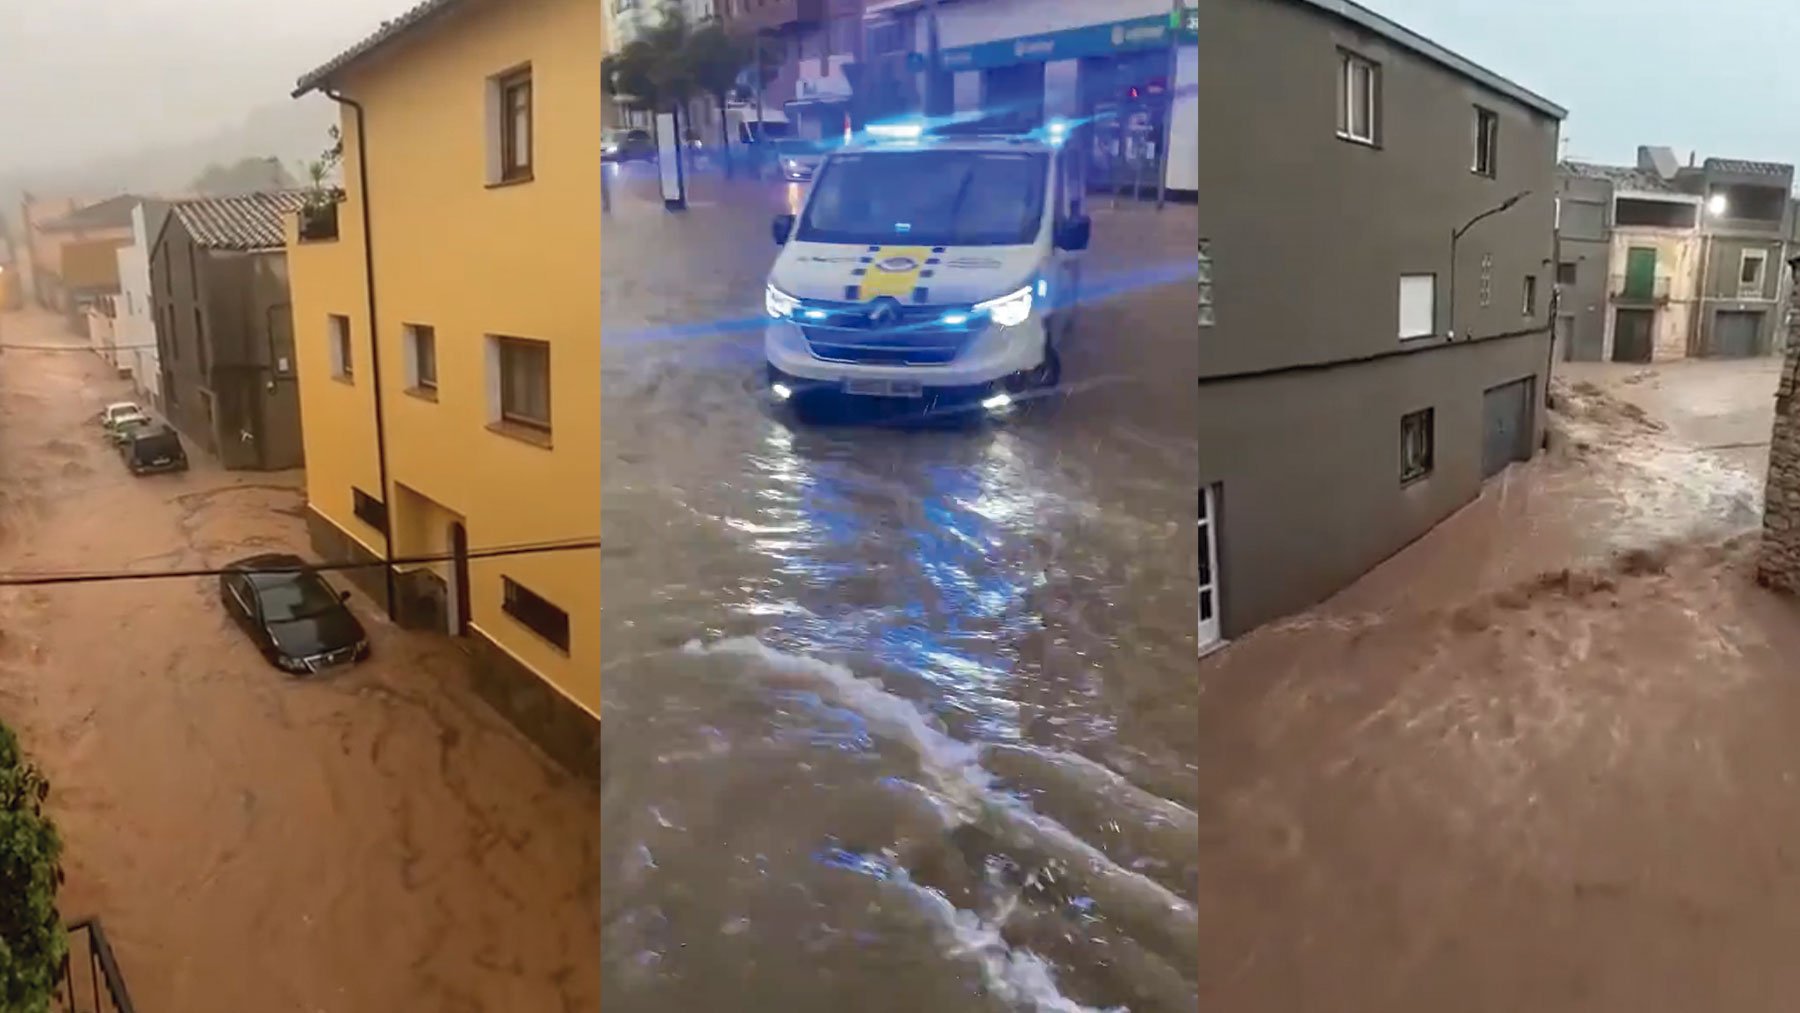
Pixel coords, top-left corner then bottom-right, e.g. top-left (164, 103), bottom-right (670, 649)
top-left (864, 0), bottom-right (1199, 196)
top-left (112, 201), bottom-right (166, 409)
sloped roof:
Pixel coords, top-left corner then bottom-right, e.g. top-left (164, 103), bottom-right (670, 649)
top-left (293, 0), bottom-right (469, 97)
top-left (1705, 158), bottom-right (1792, 178)
top-left (1559, 160), bottom-right (1681, 194)
top-left (41, 195), bottom-right (146, 233)
top-left (168, 191), bottom-right (310, 252)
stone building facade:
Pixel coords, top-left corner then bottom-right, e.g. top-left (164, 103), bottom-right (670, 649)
top-left (1758, 257), bottom-right (1800, 591)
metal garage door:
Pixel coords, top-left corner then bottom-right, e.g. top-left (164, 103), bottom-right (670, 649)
top-left (1482, 377), bottom-right (1535, 478)
top-left (1711, 310), bottom-right (1762, 358)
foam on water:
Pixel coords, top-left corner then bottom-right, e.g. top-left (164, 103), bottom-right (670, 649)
top-left (679, 636), bottom-right (1197, 1007)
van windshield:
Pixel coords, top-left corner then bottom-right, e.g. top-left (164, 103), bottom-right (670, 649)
top-left (797, 150), bottom-right (1048, 247)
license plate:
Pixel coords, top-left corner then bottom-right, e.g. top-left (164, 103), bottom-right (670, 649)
top-left (152, 458), bottom-right (170, 465)
top-left (844, 378), bottom-right (923, 398)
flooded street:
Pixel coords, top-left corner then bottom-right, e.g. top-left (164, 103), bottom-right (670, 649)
top-left (0, 311), bottom-right (599, 1011)
top-left (1196, 362), bottom-right (1800, 1011)
top-left (600, 167), bottom-right (1200, 1011)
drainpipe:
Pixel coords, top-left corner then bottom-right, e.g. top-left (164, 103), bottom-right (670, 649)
top-left (324, 89), bottom-right (398, 621)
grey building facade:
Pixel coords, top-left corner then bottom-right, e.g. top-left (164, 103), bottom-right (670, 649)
top-left (1198, 0), bottom-right (1565, 648)
top-left (1556, 150), bottom-right (1794, 363)
top-left (149, 192), bottom-right (307, 471)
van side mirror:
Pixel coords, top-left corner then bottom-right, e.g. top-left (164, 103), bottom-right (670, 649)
top-left (1056, 215), bottom-right (1091, 252)
top-left (772, 214), bottom-right (795, 246)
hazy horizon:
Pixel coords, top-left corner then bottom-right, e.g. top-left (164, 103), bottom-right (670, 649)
top-left (0, 0), bottom-right (401, 173)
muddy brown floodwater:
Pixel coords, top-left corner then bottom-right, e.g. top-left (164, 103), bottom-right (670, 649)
top-left (0, 310), bottom-right (598, 1012)
top-left (1198, 366), bottom-right (1800, 1011)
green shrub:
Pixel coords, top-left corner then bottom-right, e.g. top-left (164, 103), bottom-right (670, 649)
top-left (0, 723), bottom-right (64, 1013)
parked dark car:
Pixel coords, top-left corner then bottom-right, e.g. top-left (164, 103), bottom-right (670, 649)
top-left (602, 128), bottom-right (656, 163)
top-left (120, 424), bottom-right (188, 475)
top-left (219, 553), bottom-right (370, 675)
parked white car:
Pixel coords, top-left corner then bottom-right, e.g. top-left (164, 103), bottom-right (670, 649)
top-left (99, 402), bottom-right (144, 433)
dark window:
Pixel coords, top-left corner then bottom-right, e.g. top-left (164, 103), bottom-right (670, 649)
top-left (352, 487), bottom-right (388, 534)
top-left (1522, 275), bottom-right (1538, 316)
top-left (1401, 408), bottom-right (1435, 483)
top-left (1615, 198), bottom-right (1697, 229)
top-left (194, 306), bottom-right (209, 375)
top-left (1556, 261), bottom-right (1577, 285)
top-left (500, 69), bottom-right (533, 182)
top-left (503, 577), bottom-right (570, 653)
top-left (498, 336), bottom-right (551, 430)
top-left (1472, 106), bottom-right (1498, 176)
top-left (408, 324), bottom-right (437, 391)
top-left (330, 314), bottom-right (353, 379)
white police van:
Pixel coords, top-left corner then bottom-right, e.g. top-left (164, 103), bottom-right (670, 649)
top-left (763, 122), bottom-right (1091, 417)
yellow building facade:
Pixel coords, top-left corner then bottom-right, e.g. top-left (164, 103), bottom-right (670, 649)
top-left (286, 0), bottom-right (600, 771)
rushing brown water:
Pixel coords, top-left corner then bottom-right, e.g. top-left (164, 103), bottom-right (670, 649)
top-left (0, 311), bottom-right (599, 1012)
top-left (601, 168), bottom-right (1201, 1011)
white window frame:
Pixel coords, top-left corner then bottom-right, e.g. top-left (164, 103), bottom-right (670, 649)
top-left (1398, 273), bottom-right (1436, 340)
top-left (485, 64), bottom-right (534, 185)
top-left (1338, 51), bottom-right (1378, 145)
top-left (1739, 249), bottom-right (1769, 297)
top-left (1472, 105), bottom-right (1498, 177)
top-left (1522, 274), bottom-right (1537, 316)
top-left (486, 334), bottom-right (552, 435)
top-left (328, 314), bottom-right (352, 381)
top-left (1199, 485), bottom-right (1222, 653)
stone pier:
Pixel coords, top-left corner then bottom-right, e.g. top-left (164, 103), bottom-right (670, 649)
top-left (1758, 258), bottom-right (1800, 591)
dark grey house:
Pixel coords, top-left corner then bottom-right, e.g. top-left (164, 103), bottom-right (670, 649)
top-left (1555, 149), bottom-right (1794, 362)
top-left (149, 192), bottom-right (307, 471)
top-left (1197, 0), bottom-right (1566, 649)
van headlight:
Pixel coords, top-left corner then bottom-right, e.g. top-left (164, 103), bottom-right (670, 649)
top-left (975, 284), bottom-right (1034, 328)
top-left (766, 284), bottom-right (800, 320)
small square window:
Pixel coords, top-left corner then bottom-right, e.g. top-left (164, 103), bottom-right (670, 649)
top-left (1472, 106), bottom-right (1499, 177)
top-left (1556, 261), bottom-right (1577, 286)
top-left (1740, 250), bottom-right (1767, 292)
top-left (328, 314), bottom-right (352, 381)
top-left (495, 336), bottom-right (551, 432)
top-left (503, 576), bottom-right (569, 653)
top-left (1337, 51), bottom-right (1379, 145)
top-left (1401, 408), bottom-right (1435, 483)
top-left (352, 486), bottom-right (388, 534)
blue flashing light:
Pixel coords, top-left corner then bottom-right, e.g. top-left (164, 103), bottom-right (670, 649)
top-left (941, 313), bottom-right (970, 326)
top-left (867, 122), bottom-right (925, 140)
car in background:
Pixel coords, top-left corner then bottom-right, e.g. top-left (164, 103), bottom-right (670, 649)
top-left (603, 128), bottom-right (656, 163)
top-left (219, 553), bottom-right (370, 675)
top-left (98, 401), bottom-right (144, 434)
top-left (120, 423), bottom-right (188, 475)
top-left (107, 412), bottom-right (155, 446)
top-left (774, 138), bottom-right (829, 182)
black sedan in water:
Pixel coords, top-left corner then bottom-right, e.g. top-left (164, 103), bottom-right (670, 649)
top-left (220, 553), bottom-right (370, 675)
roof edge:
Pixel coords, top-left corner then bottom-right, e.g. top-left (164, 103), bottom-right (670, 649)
top-left (1291, 0), bottom-right (1567, 120)
top-left (293, 0), bottom-right (469, 98)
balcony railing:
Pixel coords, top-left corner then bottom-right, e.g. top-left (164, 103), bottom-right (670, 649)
top-left (1609, 273), bottom-right (1672, 302)
top-left (57, 918), bottom-right (136, 1013)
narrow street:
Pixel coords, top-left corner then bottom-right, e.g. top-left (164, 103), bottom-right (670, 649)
top-left (1196, 360), bottom-right (1800, 1011)
top-left (0, 311), bottom-right (599, 1012)
top-left (600, 165), bottom-right (1201, 1011)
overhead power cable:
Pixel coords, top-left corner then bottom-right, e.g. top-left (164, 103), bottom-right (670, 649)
top-left (0, 535), bottom-right (600, 588)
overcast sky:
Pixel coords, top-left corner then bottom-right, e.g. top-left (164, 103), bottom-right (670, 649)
top-left (0, 0), bottom-right (389, 168)
top-left (1372, 0), bottom-right (1800, 167)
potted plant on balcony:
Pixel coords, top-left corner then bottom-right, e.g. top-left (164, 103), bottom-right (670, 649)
top-left (299, 125), bottom-right (345, 242)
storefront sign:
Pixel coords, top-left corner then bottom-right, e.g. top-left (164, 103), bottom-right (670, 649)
top-left (940, 11), bottom-right (1197, 72)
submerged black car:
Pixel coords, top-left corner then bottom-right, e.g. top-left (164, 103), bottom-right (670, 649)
top-left (220, 553), bottom-right (370, 675)
top-left (121, 424), bottom-right (188, 475)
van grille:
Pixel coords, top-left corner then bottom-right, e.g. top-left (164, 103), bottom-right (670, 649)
top-left (795, 299), bottom-right (982, 366)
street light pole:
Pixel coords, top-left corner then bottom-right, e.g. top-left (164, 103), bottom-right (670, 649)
top-left (1448, 190), bottom-right (1530, 340)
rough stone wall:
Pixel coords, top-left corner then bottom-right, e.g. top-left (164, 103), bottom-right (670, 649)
top-left (1758, 260), bottom-right (1800, 591)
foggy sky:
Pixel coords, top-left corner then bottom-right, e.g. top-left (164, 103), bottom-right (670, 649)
top-left (1371, 0), bottom-right (1800, 167)
top-left (0, 0), bottom-right (392, 169)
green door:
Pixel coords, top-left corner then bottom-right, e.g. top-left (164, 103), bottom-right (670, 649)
top-left (1624, 247), bottom-right (1657, 299)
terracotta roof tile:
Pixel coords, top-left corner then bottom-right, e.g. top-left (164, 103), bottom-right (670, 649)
top-left (169, 192), bottom-right (310, 252)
